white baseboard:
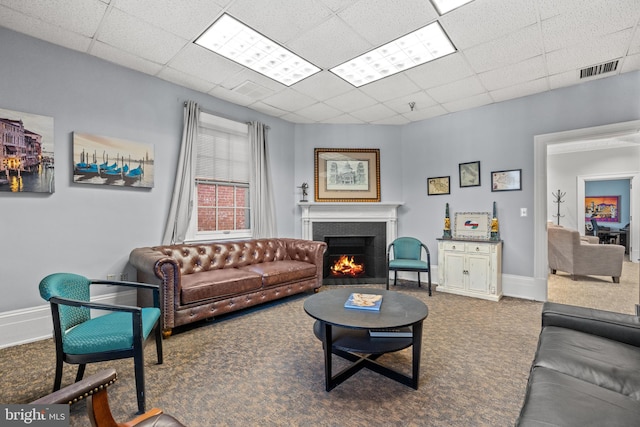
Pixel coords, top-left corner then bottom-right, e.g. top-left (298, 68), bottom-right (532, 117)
top-left (0, 290), bottom-right (137, 349)
top-left (399, 268), bottom-right (544, 302)
top-left (502, 274), bottom-right (547, 301)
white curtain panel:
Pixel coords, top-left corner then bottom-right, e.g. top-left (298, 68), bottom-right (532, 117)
top-left (249, 122), bottom-right (276, 238)
top-left (162, 101), bottom-right (200, 244)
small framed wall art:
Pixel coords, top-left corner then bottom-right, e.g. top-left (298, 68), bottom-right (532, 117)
top-left (459, 161), bottom-right (480, 188)
top-left (427, 176), bottom-right (450, 195)
top-left (314, 148), bottom-right (380, 202)
top-left (491, 169), bottom-right (521, 192)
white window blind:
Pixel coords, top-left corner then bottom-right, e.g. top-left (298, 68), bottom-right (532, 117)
top-left (196, 112), bottom-right (249, 183)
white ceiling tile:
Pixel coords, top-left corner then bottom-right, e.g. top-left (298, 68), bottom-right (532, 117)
top-left (246, 101), bottom-right (289, 117)
top-left (296, 102), bottom-right (343, 122)
top-left (3, 0), bottom-right (640, 124)
top-left (156, 67), bottom-right (217, 93)
top-left (372, 115), bottom-right (410, 125)
top-left (317, 0), bottom-right (357, 13)
top-left (227, 0), bottom-right (333, 43)
top-left (338, 0), bottom-right (439, 46)
top-left (261, 88), bottom-right (317, 111)
top-left (427, 76), bottom-right (486, 103)
top-left (478, 56), bottom-right (546, 91)
top-left (384, 92), bottom-right (437, 114)
top-left (0, 6), bottom-right (92, 52)
top-left (324, 90), bottom-right (379, 112)
top-left (621, 53), bottom-right (640, 74)
top-left (208, 86), bottom-right (255, 107)
top-left (405, 53), bottom-right (474, 89)
top-left (359, 73), bottom-right (421, 102)
top-left (320, 114), bottom-right (365, 124)
top-left (90, 41), bottom-right (164, 75)
top-left (443, 92), bottom-right (493, 112)
top-left (402, 104), bottom-right (448, 121)
top-left (440, 0), bottom-right (538, 49)
top-left (291, 72), bottom-right (354, 102)
top-left (0, 0), bottom-right (107, 37)
top-left (545, 29), bottom-right (633, 75)
top-left (286, 15), bottom-right (372, 69)
top-left (463, 24), bottom-right (543, 73)
top-left (97, 8), bottom-right (189, 64)
top-left (169, 43), bottom-right (245, 85)
top-left (280, 112), bottom-right (316, 123)
top-left (540, 0), bottom-right (640, 52)
top-left (349, 103), bottom-right (398, 122)
top-left (111, 0), bottom-right (222, 40)
top-left (548, 70), bottom-right (579, 90)
top-left (218, 69), bottom-right (285, 94)
top-left (489, 78), bottom-right (549, 103)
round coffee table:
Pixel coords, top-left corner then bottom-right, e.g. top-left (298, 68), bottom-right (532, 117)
top-left (304, 287), bottom-right (428, 391)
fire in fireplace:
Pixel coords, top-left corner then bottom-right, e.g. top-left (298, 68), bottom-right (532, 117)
top-left (330, 255), bottom-right (365, 277)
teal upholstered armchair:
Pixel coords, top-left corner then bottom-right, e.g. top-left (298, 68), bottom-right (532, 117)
top-left (39, 273), bottom-right (163, 414)
top-left (387, 237), bottom-right (432, 296)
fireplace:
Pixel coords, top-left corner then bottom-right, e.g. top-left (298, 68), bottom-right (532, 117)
top-left (299, 202), bottom-right (402, 285)
top-left (313, 222), bottom-right (386, 285)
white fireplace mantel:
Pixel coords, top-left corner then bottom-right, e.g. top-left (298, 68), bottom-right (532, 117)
top-left (298, 202), bottom-right (403, 245)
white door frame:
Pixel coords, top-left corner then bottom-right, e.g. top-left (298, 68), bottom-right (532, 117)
top-left (534, 119), bottom-right (640, 302)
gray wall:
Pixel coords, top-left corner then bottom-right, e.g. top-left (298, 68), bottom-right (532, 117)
top-left (1, 25), bottom-right (640, 318)
top-left (0, 27), bottom-right (295, 312)
top-left (400, 75), bottom-right (640, 277)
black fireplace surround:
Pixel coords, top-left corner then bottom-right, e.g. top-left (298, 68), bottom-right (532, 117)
top-left (313, 222), bottom-right (386, 285)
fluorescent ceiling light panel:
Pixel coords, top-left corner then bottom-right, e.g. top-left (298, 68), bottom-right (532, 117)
top-left (195, 14), bottom-right (320, 86)
top-left (430, 0), bottom-right (474, 15)
top-left (330, 21), bottom-right (456, 87)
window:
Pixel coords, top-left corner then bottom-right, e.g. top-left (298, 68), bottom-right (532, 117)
top-left (186, 112), bottom-right (251, 241)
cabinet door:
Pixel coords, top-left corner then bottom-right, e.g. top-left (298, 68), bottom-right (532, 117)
top-left (443, 252), bottom-right (466, 289)
top-left (467, 253), bottom-right (490, 293)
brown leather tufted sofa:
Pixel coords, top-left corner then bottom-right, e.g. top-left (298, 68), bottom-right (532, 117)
top-left (129, 238), bottom-right (326, 336)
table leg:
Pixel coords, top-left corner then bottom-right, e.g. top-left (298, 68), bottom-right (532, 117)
top-left (411, 321), bottom-right (423, 389)
top-left (323, 322), bottom-right (332, 392)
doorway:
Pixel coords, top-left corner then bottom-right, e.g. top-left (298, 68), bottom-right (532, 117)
top-left (534, 119), bottom-right (640, 312)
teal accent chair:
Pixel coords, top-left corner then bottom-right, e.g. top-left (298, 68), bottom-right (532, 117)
top-left (387, 237), bottom-right (432, 296)
top-left (39, 273), bottom-right (163, 414)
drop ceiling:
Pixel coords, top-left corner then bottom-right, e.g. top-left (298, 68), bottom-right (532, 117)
top-left (1, 0), bottom-right (639, 125)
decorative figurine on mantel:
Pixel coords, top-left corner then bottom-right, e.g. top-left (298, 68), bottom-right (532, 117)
top-left (443, 203), bottom-right (452, 239)
top-left (490, 201), bottom-right (500, 241)
top-left (298, 182), bottom-right (309, 202)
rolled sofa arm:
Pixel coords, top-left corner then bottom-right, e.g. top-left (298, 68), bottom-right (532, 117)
top-left (129, 247), bottom-right (181, 331)
top-left (283, 238), bottom-right (327, 287)
top-left (542, 302), bottom-right (640, 347)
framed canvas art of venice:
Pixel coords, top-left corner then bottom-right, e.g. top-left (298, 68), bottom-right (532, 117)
top-left (0, 108), bottom-right (55, 193)
top-left (585, 196), bottom-right (620, 223)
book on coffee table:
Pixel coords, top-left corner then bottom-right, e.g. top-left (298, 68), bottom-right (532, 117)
top-left (369, 327), bottom-right (412, 338)
top-left (344, 293), bottom-right (382, 311)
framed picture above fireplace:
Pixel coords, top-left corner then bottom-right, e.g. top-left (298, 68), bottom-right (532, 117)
top-left (314, 148), bottom-right (380, 202)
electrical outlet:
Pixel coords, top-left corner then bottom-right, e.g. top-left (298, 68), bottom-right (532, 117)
top-left (120, 272), bottom-right (129, 281)
top-left (106, 274), bottom-right (117, 280)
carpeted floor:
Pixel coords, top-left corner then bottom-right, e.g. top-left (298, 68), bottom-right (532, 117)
top-left (548, 258), bottom-right (639, 315)
top-left (1, 284), bottom-right (543, 427)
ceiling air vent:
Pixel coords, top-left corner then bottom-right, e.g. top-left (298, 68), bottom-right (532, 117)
top-left (579, 59), bottom-right (619, 79)
top-left (231, 80), bottom-right (274, 99)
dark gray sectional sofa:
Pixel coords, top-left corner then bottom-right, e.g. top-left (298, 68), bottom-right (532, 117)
top-left (516, 302), bottom-right (640, 426)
